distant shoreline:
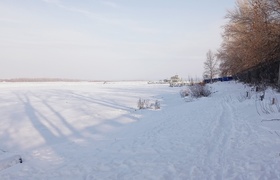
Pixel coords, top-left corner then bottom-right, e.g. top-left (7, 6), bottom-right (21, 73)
top-left (0, 78), bottom-right (149, 83)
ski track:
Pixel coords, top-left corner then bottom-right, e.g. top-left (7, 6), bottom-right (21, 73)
top-left (0, 82), bottom-right (280, 179)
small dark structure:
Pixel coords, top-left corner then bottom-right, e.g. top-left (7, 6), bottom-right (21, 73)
top-left (204, 76), bottom-right (233, 84)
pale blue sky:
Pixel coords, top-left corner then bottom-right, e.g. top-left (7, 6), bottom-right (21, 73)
top-left (0, 0), bottom-right (235, 80)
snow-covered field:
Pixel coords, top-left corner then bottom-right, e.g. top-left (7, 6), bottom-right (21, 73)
top-left (0, 81), bottom-right (280, 179)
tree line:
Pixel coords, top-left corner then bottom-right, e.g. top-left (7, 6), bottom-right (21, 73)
top-left (217, 0), bottom-right (280, 77)
top-left (203, 0), bottom-right (280, 84)
top-left (0, 78), bottom-right (84, 82)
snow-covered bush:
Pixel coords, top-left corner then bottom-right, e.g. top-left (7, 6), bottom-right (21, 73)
top-left (189, 84), bottom-right (211, 98)
top-left (180, 89), bottom-right (190, 98)
top-left (137, 98), bottom-right (160, 110)
top-left (137, 98), bottom-right (145, 109)
top-left (154, 100), bottom-right (160, 109)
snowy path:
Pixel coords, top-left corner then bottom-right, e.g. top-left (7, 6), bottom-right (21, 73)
top-left (0, 82), bottom-right (280, 179)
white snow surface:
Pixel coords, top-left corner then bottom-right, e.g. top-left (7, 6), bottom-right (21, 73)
top-left (0, 81), bottom-right (280, 179)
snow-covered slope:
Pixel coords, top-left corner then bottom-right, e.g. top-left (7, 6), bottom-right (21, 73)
top-left (0, 81), bottom-right (280, 179)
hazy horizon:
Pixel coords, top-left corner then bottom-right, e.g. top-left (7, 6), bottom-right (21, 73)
top-left (0, 0), bottom-right (235, 81)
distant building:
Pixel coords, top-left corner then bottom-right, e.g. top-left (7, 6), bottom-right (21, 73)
top-left (169, 75), bottom-right (187, 87)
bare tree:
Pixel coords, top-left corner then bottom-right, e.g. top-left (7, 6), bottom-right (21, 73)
top-left (217, 0), bottom-right (280, 85)
top-left (204, 50), bottom-right (219, 83)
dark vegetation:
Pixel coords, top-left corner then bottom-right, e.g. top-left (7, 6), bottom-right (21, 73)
top-left (216, 0), bottom-right (280, 88)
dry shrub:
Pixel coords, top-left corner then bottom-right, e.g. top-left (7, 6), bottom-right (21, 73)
top-left (189, 84), bottom-right (211, 98)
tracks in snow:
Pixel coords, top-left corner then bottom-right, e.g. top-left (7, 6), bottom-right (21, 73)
top-left (2, 88), bottom-right (274, 179)
top-left (189, 99), bottom-right (235, 179)
top-left (103, 97), bottom-right (241, 179)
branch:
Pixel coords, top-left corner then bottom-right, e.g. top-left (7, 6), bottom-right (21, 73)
top-left (261, 119), bottom-right (280, 122)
